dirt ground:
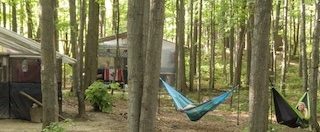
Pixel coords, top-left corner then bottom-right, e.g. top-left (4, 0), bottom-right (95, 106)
top-left (0, 96), bottom-right (311, 132)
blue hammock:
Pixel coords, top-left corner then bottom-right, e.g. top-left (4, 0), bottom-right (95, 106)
top-left (160, 79), bottom-right (235, 121)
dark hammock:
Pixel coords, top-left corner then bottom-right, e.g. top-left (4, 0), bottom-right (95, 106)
top-left (272, 87), bottom-right (309, 128)
top-left (160, 79), bottom-right (235, 121)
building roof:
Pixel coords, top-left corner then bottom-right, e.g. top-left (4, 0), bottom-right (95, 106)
top-left (0, 27), bottom-right (76, 64)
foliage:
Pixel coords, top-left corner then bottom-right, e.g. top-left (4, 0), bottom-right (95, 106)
top-left (85, 81), bottom-right (113, 112)
top-left (108, 82), bottom-right (121, 90)
top-left (42, 119), bottom-right (73, 132)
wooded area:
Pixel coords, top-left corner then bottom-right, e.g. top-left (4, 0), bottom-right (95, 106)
top-left (0, 0), bottom-right (318, 131)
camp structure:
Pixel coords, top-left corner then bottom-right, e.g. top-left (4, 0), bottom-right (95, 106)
top-left (0, 27), bottom-right (76, 121)
top-left (98, 33), bottom-right (176, 84)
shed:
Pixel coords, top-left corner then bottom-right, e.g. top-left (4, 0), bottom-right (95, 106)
top-left (98, 33), bottom-right (176, 84)
top-left (0, 27), bottom-right (76, 121)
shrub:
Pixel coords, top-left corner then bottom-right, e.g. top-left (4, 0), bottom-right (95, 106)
top-left (42, 119), bottom-right (73, 132)
top-left (85, 81), bottom-right (113, 112)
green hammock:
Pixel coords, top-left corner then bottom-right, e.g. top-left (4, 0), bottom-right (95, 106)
top-left (272, 87), bottom-right (310, 128)
top-left (161, 79), bottom-right (235, 121)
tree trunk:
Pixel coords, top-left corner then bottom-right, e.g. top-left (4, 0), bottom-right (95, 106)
top-left (127, 0), bottom-right (145, 130)
top-left (54, 0), bottom-right (59, 51)
top-left (280, 0), bottom-right (289, 95)
top-left (209, 1), bottom-right (215, 90)
top-left (176, 0), bottom-right (187, 92)
top-left (77, 0), bottom-right (86, 118)
top-left (100, 0), bottom-right (105, 37)
top-left (113, 0), bottom-right (121, 69)
top-left (309, 1), bottom-right (320, 131)
top-left (247, 1), bottom-right (254, 86)
top-left (300, 0), bottom-right (308, 92)
top-left (84, 0), bottom-right (99, 91)
top-left (139, 0), bottom-right (165, 131)
top-left (248, 0), bottom-right (272, 131)
top-left (19, 2), bottom-right (25, 34)
top-left (69, 0), bottom-right (79, 105)
top-left (188, 0), bottom-right (194, 91)
top-left (196, 0), bottom-right (202, 102)
top-left (233, 1), bottom-right (246, 87)
top-left (12, 1), bottom-right (17, 32)
top-left (40, 0), bottom-right (58, 128)
top-left (3, 3), bottom-right (6, 28)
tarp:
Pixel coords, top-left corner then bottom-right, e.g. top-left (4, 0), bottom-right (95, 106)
top-left (0, 83), bottom-right (9, 118)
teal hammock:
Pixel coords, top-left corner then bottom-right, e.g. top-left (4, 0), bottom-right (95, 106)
top-left (160, 79), bottom-right (235, 121)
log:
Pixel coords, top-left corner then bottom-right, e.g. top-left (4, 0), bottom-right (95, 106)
top-left (19, 91), bottom-right (66, 120)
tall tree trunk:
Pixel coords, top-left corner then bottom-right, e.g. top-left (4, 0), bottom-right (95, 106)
top-left (188, 0), bottom-right (194, 91)
top-left (197, 0), bottom-right (202, 102)
top-left (19, 2), bottom-right (25, 34)
top-left (139, 0), bottom-right (165, 131)
top-left (40, 0), bottom-right (58, 128)
top-left (209, 1), bottom-right (215, 90)
top-left (12, 1), bottom-right (17, 32)
top-left (127, 0), bottom-right (145, 130)
top-left (309, 1), bottom-right (320, 131)
top-left (176, 0), bottom-right (187, 91)
top-left (249, 0), bottom-right (272, 131)
top-left (54, 0), bottom-right (59, 51)
top-left (84, 0), bottom-right (99, 92)
top-left (100, 0), bottom-right (105, 37)
top-left (233, 0), bottom-right (246, 87)
top-left (69, 0), bottom-right (79, 105)
top-left (300, 0), bottom-right (308, 92)
top-left (247, 1), bottom-right (254, 86)
top-left (280, 0), bottom-right (289, 95)
top-left (113, 0), bottom-right (121, 69)
top-left (3, 3), bottom-right (6, 28)
top-left (77, 0), bottom-right (86, 118)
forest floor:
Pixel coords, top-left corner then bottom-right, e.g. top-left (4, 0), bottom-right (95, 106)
top-left (0, 92), bottom-right (312, 132)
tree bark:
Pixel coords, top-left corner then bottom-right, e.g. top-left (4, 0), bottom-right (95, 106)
top-left (280, 0), bottom-right (289, 95)
top-left (100, 0), bottom-right (105, 38)
top-left (54, 0), bottom-right (59, 51)
top-left (3, 3), bottom-right (6, 28)
top-left (84, 0), bottom-right (99, 91)
top-left (176, 0), bottom-right (187, 92)
top-left (40, 0), bottom-right (58, 128)
top-left (309, 1), bottom-right (320, 131)
top-left (197, 0), bottom-right (202, 102)
top-left (300, 0), bottom-right (308, 92)
top-left (77, 0), bottom-right (86, 118)
top-left (209, 1), bottom-right (215, 90)
top-left (248, 0), bottom-right (272, 131)
top-left (69, 0), bottom-right (79, 110)
top-left (127, 0), bottom-right (145, 130)
top-left (12, 1), bottom-right (17, 32)
top-left (139, 0), bottom-right (165, 131)
top-left (247, 1), bottom-right (254, 86)
top-left (188, 0), bottom-right (194, 91)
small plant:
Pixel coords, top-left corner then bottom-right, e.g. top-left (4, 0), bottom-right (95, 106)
top-left (42, 119), bottom-right (73, 132)
top-left (108, 82), bottom-right (121, 95)
top-left (85, 81), bottom-right (113, 112)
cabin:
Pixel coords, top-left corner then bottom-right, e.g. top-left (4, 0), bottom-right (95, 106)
top-left (0, 27), bottom-right (76, 121)
top-left (98, 33), bottom-right (176, 84)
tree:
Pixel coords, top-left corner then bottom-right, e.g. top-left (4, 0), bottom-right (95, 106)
top-left (40, 0), bottom-right (58, 128)
top-left (300, 0), bottom-right (308, 92)
top-left (127, 0), bottom-right (145, 130)
top-left (69, 0), bottom-right (80, 116)
top-left (246, 1), bottom-right (254, 86)
top-left (280, 0), bottom-right (289, 94)
top-left (11, 0), bottom-right (17, 32)
top-left (176, 0), bottom-right (187, 92)
top-left (197, 0), bottom-right (202, 102)
top-left (84, 0), bottom-right (99, 90)
top-left (209, 1), bottom-right (215, 90)
top-left (77, 0), bottom-right (87, 117)
top-left (309, 1), bottom-right (320, 130)
top-left (3, 3), bottom-right (6, 28)
top-left (189, 0), bottom-right (195, 91)
top-left (248, 0), bottom-right (272, 131)
top-left (139, 0), bottom-right (165, 130)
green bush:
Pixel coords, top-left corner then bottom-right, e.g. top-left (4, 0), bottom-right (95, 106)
top-left (42, 119), bottom-right (73, 132)
top-left (85, 81), bottom-right (113, 112)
